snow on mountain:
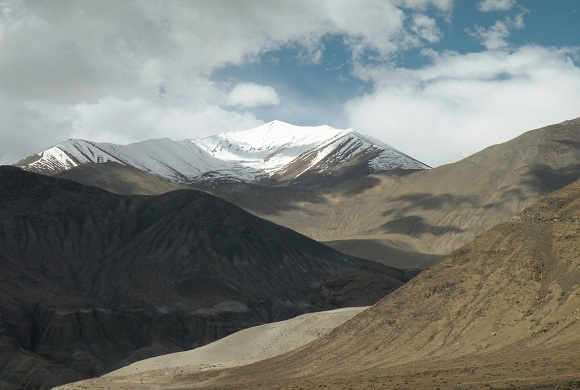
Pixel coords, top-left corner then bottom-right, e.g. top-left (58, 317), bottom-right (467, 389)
top-left (195, 121), bottom-right (354, 173)
top-left (14, 121), bottom-right (429, 186)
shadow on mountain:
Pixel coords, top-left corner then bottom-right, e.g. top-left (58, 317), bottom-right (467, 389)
top-left (56, 162), bottom-right (189, 195)
top-left (382, 193), bottom-right (479, 216)
top-left (481, 187), bottom-right (529, 209)
top-left (0, 166), bottom-right (407, 389)
top-left (339, 175), bottom-right (382, 196)
top-left (523, 164), bottom-right (580, 195)
top-left (336, 169), bottom-right (422, 197)
top-left (324, 239), bottom-right (443, 270)
top-left (381, 215), bottom-right (462, 236)
top-left (556, 139), bottom-right (580, 149)
top-left (206, 184), bottom-right (330, 216)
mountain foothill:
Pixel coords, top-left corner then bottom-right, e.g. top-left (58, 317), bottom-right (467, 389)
top-left (3, 117), bottom-right (580, 389)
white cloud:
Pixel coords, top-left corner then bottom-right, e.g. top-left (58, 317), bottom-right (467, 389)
top-left (411, 14), bottom-right (442, 44)
top-left (467, 8), bottom-right (528, 50)
top-left (402, 0), bottom-right (454, 12)
top-left (69, 97), bottom-right (264, 145)
top-left (468, 19), bottom-right (512, 50)
top-left (227, 83), bottom-right (281, 108)
top-left (345, 46), bottom-right (580, 167)
top-left (478, 0), bottom-right (516, 12)
top-left (0, 0), bottom-right (450, 163)
top-left (0, 1), bottom-right (446, 103)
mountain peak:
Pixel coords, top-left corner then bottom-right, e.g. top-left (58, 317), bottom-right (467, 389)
top-left (14, 122), bottom-right (429, 187)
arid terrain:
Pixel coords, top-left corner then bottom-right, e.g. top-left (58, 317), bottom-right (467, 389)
top-left (58, 118), bottom-right (580, 269)
top-left (3, 119), bottom-right (578, 390)
top-left (104, 307), bottom-right (366, 376)
top-left (57, 179), bottom-right (580, 389)
top-left (0, 167), bottom-right (404, 389)
top-left (211, 118), bottom-right (580, 269)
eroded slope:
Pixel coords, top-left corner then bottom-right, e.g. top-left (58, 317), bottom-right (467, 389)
top-left (0, 167), bottom-right (405, 389)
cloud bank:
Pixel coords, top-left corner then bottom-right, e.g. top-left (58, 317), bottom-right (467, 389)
top-left (346, 46), bottom-right (580, 166)
top-left (1, 0), bottom-right (579, 166)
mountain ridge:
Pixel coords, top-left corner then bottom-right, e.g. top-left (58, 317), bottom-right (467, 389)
top-left (14, 121), bottom-right (429, 187)
top-left (51, 117), bottom-right (580, 269)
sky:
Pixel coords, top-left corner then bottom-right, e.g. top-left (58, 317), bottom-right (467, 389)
top-left (1, 0), bottom-right (579, 167)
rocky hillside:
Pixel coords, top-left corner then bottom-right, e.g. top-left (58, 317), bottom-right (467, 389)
top-left (0, 166), bottom-right (406, 390)
top-left (55, 161), bottom-right (188, 195)
top-left (198, 179), bottom-right (580, 389)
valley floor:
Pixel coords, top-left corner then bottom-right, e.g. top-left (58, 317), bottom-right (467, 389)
top-left (56, 344), bottom-right (580, 390)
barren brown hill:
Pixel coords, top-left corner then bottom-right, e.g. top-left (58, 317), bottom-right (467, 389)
top-left (0, 167), bottom-right (406, 390)
top-left (193, 179), bottom-right (580, 389)
top-left (55, 180), bottom-right (580, 390)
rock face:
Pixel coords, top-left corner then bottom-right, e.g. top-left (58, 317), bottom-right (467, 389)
top-left (0, 166), bottom-right (406, 389)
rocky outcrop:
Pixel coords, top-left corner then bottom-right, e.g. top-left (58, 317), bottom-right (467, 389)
top-left (0, 166), bottom-right (406, 389)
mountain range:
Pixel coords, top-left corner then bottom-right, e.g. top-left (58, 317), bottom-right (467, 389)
top-left (64, 178), bottom-right (580, 389)
top-left (14, 121), bottom-right (429, 187)
top-left (220, 117), bottom-right (580, 267)
top-left (51, 117), bottom-right (580, 269)
top-left (5, 116), bottom-right (580, 389)
top-left (0, 167), bottom-right (405, 389)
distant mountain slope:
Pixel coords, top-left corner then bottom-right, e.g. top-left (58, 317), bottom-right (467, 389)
top-left (55, 161), bottom-right (188, 195)
top-left (14, 121), bottom-right (429, 187)
top-left (52, 118), bottom-right (580, 270)
top-left (205, 117), bottom-right (580, 268)
top-left (0, 166), bottom-right (405, 390)
top-left (132, 179), bottom-right (578, 390)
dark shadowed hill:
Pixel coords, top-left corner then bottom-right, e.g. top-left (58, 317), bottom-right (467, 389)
top-left (0, 166), bottom-right (405, 389)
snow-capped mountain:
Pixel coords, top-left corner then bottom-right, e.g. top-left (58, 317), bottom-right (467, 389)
top-left (14, 121), bottom-right (429, 186)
